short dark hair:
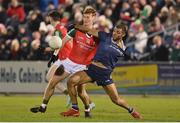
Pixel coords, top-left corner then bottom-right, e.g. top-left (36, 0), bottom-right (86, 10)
top-left (115, 23), bottom-right (128, 33)
top-left (48, 10), bottom-right (61, 21)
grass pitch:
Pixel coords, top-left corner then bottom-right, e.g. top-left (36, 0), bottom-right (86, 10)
top-left (0, 94), bottom-right (180, 122)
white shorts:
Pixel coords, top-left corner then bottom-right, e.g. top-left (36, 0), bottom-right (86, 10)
top-left (54, 59), bottom-right (63, 66)
top-left (46, 59), bottom-right (65, 81)
top-left (61, 58), bottom-right (87, 74)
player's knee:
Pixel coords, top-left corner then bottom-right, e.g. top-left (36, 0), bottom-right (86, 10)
top-left (54, 65), bottom-right (64, 76)
top-left (68, 75), bottom-right (80, 86)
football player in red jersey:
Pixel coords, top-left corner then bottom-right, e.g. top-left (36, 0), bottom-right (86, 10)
top-left (30, 7), bottom-right (97, 116)
top-left (45, 10), bottom-right (72, 107)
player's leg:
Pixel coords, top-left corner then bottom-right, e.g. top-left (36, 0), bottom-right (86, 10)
top-left (56, 79), bottom-right (72, 108)
top-left (46, 61), bottom-right (68, 94)
top-left (102, 83), bottom-right (142, 119)
top-left (77, 84), bottom-right (95, 110)
top-left (46, 63), bottom-right (59, 82)
top-left (42, 70), bottom-right (70, 106)
top-left (60, 71), bottom-right (93, 117)
top-left (77, 84), bottom-right (95, 117)
top-left (46, 63), bottom-right (69, 95)
top-left (56, 82), bottom-right (68, 94)
top-left (30, 66), bottom-right (70, 113)
top-left (47, 61), bottom-right (71, 106)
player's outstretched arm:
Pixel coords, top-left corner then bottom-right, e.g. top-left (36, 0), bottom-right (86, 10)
top-left (74, 24), bottom-right (99, 38)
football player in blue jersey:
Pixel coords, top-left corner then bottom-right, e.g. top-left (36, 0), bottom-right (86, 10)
top-left (61, 23), bottom-right (142, 119)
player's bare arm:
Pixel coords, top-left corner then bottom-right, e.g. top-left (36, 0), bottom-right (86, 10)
top-left (75, 24), bottom-right (99, 37)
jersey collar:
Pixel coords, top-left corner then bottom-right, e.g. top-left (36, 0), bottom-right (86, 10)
top-left (111, 38), bottom-right (126, 50)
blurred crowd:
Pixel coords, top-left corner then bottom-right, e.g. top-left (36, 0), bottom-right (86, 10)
top-left (0, 0), bottom-right (179, 61)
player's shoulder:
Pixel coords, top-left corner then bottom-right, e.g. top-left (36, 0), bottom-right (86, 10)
top-left (98, 31), bottom-right (111, 39)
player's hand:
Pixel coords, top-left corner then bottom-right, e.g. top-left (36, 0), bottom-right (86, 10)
top-left (47, 55), bottom-right (58, 67)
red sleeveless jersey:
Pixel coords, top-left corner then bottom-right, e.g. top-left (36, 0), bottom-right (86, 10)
top-left (68, 31), bottom-right (98, 65)
top-left (55, 24), bottom-right (72, 60)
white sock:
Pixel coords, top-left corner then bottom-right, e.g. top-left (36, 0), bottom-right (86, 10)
top-left (41, 104), bottom-right (47, 108)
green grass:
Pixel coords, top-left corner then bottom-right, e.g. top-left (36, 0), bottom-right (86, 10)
top-left (0, 94), bottom-right (180, 122)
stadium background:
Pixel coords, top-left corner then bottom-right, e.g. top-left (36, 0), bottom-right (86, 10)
top-left (0, 0), bottom-right (180, 122)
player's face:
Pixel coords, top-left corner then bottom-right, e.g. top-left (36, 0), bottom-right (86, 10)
top-left (112, 28), bottom-right (125, 41)
top-left (83, 13), bottom-right (95, 28)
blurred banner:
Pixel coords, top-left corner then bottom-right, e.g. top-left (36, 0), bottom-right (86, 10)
top-left (112, 64), bottom-right (158, 87)
top-left (1, 62), bottom-right (180, 94)
top-left (0, 61), bottom-right (48, 93)
top-left (158, 63), bottom-right (180, 86)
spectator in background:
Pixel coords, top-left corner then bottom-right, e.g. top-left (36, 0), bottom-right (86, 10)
top-left (5, 13), bottom-right (19, 35)
top-left (17, 24), bottom-right (30, 41)
top-left (158, 6), bottom-right (169, 26)
top-left (29, 39), bottom-right (41, 60)
top-left (140, 5), bottom-right (152, 32)
top-left (28, 31), bottom-right (42, 60)
top-left (0, 40), bottom-right (10, 60)
top-left (110, 0), bottom-right (122, 24)
top-left (175, 0), bottom-right (180, 7)
top-left (46, 1), bottom-right (56, 12)
top-left (134, 22), bottom-right (148, 54)
top-left (104, 6), bottom-right (113, 20)
top-left (146, 16), bottom-right (163, 52)
top-left (151, 35), bottom-right (169, 61)
top-left (7, 0), bottom-right (25, 22)
top-left (27, 10), bottom-right (43, 33)
top-left (57, 4), bottom-right (65, 17)
top-left (0, 5), bottom-right (8, 24)
top-left (1, 39), bottom-right (11, 60)
top-left (120, 2), bottom-right (133, 26)
top-left (10, 39), bottom-right (20, 60)
top-left (129, 19), bottom-right (142, 34)
top-left (32, 31), bottom-right (42, 43)
top-left (39, 0), bottom-right (52, 12)
top-left (167, 6), bottom-right (179, 27)
top-left (139, 0), bottom-right (147, 9)
top-left (164, 0), bottom-right (175, 8)
top-left (149, 0), bottom-right (161, 22)
top-left (64, 0), bottom-right (73, 17)
top-left (19, 37), bottom-right (30, 60)
top-left (172, 31), bottom-right (180, 49)
top-left (5, 26), bottom-right (16, 40)
top-left (93, 0), bottom-right (106, 14)
top-left (170, 31), bottom-right (180, 61)
top-left (0, 23), bottom-right (7, 36)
